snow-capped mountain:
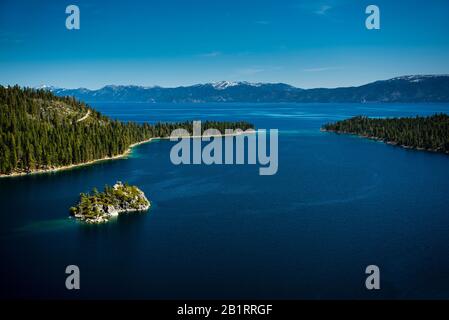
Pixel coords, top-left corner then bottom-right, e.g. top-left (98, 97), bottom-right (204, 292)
top-left (34, 85), bottom-right (61, 90)
top-left (388, 75), bottom-right (449, 83)
top-left (38, 75), bottom-right (449, 103)
top-left (211, 81), bottom-right (266, 90)
top-left (212, 81), bottom-right (240, 90)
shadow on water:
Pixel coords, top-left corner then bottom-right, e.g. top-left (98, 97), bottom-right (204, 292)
top-left (11, 218), bottom-right (77, 237)
top-left (2, 102), bottom-right (449, 299)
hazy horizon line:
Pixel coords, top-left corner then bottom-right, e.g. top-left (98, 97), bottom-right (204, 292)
top-left (2, 73), bottom-right (449, 91)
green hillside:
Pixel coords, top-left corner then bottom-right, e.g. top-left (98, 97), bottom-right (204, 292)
top-left (0, 86), bottom-right (253, 175)
top-left (323, 114), bottom-right (449, 153)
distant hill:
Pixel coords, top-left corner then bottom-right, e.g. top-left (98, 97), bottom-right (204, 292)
top-left (43, 75), bottom-right (449, 103)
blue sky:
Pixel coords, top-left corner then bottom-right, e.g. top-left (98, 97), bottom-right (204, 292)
top-left (1, 0), bottom-right (448, 89)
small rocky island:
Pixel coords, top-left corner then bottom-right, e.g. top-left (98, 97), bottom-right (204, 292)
top-left (69, 182), bottom-right (150, 223)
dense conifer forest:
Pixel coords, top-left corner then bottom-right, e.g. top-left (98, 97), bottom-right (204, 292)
top-left (322, 114), bottom-right (449, 153)
top-left (0, 86), bottom-right (253, 175)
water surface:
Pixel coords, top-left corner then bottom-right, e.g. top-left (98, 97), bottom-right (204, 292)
top-left (1, 102), bottom-right (449, 299)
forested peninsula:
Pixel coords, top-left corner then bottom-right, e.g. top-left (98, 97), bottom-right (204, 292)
top-left (0, 86), bottom-right (253, 176)
top-left (322, 114), bottom-right (449, 154)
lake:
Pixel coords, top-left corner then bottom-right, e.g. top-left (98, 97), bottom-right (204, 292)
top-left (1, 102), bottom-right (449, 299)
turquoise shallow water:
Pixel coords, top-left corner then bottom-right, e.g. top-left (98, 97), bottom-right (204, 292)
top-left (1, 102), bottom-right (449, 299)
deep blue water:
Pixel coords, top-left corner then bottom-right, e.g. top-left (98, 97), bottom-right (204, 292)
top-left (1, 102), bottom-right (449, 299)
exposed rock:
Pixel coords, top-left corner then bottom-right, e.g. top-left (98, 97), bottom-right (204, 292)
top-left (69, 182), bottom-right (150, 224)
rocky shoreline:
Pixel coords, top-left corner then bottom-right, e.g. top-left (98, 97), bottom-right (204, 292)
top-left (70, 182), bottom-right (151, 224)
top-left (0, 130), bottom-right (256, 179)
top-left (321, 128), bottom-right (449, 155)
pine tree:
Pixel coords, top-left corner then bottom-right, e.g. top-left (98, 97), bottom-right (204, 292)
top-left (0, 85), bottom-right (253, 175)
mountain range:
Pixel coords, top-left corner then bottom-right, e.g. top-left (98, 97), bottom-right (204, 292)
top-left (39, 75), bottom-right (449, 103)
